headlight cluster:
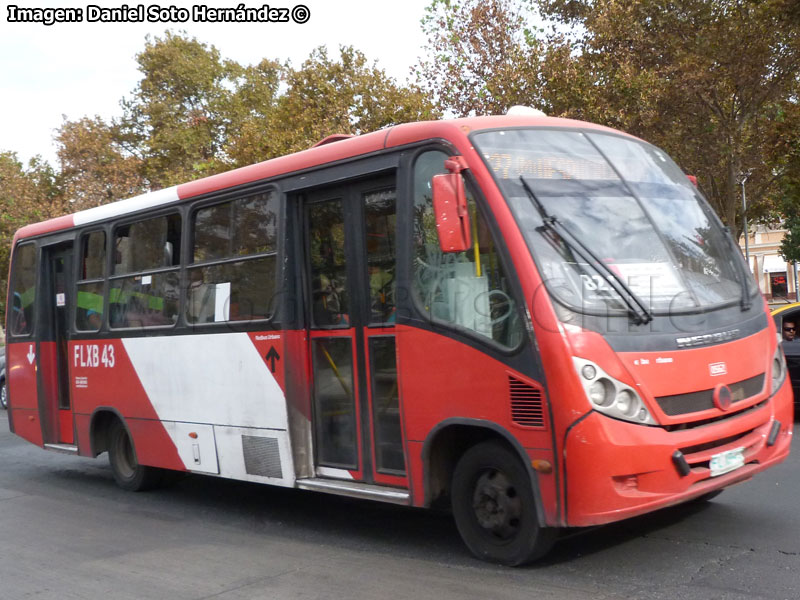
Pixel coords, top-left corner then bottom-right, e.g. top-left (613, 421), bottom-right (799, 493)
top-left (772, 345), bottom-right (787, 394)
top-left (572, 357), bottom-right (656, 425)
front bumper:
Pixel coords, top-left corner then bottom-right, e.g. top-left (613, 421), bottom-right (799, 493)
top-left (564, 380), bottom-right (793, 527)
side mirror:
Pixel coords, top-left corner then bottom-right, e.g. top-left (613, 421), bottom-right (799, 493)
top-left (432, 156), bottom-right (472, 253)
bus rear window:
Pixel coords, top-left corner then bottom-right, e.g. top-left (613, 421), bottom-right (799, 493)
top-left (8, 244), bottom-right (37, 336)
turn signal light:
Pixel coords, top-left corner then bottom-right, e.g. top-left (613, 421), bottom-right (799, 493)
top-left (531, 459), bottom-right (553, 474)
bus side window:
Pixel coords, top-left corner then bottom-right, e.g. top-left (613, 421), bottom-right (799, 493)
top-left (8, 243), bottom-right (37, 336)
top-left (412, 151), bottom-right (523, 349)
top-left (76, 230), bottom-right (106, 332)
top-left (188, 190), bottom-right (279, 324)
top-left (109, 214), bottom-right (181, 329)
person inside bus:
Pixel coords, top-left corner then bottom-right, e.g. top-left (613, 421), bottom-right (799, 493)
top-left (782, 318), bottom-right (797, 342)
top-left (85, 308), bottom-right (102, 330)
top-left (312, 273), bottom-right (348, 326)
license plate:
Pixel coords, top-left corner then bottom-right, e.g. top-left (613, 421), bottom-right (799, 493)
top-left (709, 447), bottom-right (745, 477)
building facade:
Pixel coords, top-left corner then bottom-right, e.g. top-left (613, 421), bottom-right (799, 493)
top-left (740, 225), bottom-right (798, 303)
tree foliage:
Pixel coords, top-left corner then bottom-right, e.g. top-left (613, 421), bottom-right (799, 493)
top-left (418, 0), bottom-right (544, 116)
top-left (229, 46), bottom-right (438, 164)
top-left (56, 116), bottom-right (146, 211)
top-left (120, 31), bottom-right (244, 188)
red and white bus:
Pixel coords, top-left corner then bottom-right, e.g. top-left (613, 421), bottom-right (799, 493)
top-left (5, 112), bottom-right (793, 565)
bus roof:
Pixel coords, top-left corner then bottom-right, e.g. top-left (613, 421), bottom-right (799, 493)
top-left (14, 114), bottom-right (623, 242)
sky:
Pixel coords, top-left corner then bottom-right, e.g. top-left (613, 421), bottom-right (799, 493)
top-left (0, 0), bottom-right (431, 167)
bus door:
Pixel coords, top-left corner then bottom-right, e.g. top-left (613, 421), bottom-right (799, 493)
top-left (40, 243), bottom-right (75, 446)
top-left (304, 176), bottom-right (406, 486)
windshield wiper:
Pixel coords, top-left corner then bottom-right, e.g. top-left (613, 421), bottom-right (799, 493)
top-left (520, 176), bottom-right (654, 325)
top-left (721, 225), bottom-right (753, 311)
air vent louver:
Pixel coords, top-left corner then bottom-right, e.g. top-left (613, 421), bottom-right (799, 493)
top-left (242, 435), bottom-right (283, 479)
top-left (509, 376), bottom-right (545, 428)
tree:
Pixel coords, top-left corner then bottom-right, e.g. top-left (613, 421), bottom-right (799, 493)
top-left (229, 46), bottom-right (439, 165)
top-left (119, 35), bottom-right (436, 178)
top-left (223, 58), bottom-right (283, 166)
top-left (417, 0), bottom-right (544, 116)
top-left (56, 116), bottom-right (146, 211)
top-left (120, 31), bottom-right (243, 188)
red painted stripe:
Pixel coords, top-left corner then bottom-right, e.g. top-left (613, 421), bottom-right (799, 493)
top-left (70, 339), bottom-right (184, 470)
top-left (14, 215), bottom-right (75, 241)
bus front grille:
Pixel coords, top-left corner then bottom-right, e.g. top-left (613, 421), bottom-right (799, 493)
top-left (655, 373), bottom-right (765, 417)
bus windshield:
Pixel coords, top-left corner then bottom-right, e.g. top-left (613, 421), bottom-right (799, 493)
top-left (474, 128), bottom-right (752, 316)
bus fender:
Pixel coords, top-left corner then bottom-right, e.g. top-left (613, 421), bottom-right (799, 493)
top-left (421, 418), bottom-right (548, 528)
top-left (88, 406), bottom-right (130, 458)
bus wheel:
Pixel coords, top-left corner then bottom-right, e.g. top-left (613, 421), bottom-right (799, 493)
top-left (451, 441), bottom-right (556, 566)
top-left (108, 420), bottom-right (162, 491)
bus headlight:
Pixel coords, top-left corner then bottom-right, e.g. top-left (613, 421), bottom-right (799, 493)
top-left (772, 346), bottom-right (787, 394)
top-left (573, 357), bottom-right (656, 425)
top-left (588, 378), bottom-right (615, 407)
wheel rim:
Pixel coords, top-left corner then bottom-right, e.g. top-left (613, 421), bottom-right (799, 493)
top-left (471, 468), bottom-right (523, 540)
top-left (113, 429), bottom-right (137, 479)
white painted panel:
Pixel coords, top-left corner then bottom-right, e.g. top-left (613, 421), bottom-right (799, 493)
top-left (72, 186), bottom-right (180, 226)
top-left (163, 422), bottom-right (219, 474)
top-left (122, 333), bottom-right (287, 429)
top-left (214, 426), bottom-right (295, 487)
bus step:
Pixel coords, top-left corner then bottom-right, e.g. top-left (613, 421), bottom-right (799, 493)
top-left (296, 478), bottom-right (410, 505)
top-left (44, 443), bottom-right (79, 455)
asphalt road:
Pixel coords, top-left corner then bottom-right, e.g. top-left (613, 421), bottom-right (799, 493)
top-left (0, 414), bottom-right (798, 600)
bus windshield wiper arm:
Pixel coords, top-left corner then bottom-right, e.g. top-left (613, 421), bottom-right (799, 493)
top-left (520, 176), bottom-right (653, 325)
top-left (722, 225), bottom-right (752, 311)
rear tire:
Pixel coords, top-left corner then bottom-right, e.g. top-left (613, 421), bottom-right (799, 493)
top-left (451, 441), bottom-right (557, 566)
top-left (0, 379), bottom-right (7, 409)
top-left (107, 420), bottom-right (162, 491)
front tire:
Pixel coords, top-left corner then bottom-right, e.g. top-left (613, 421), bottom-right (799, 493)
top-left (107, 420), bottom-right (162, 491)
top-left (451, 441), bottom-right (557, 566)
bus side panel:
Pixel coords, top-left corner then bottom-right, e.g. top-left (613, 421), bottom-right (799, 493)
top-left (7, 342), bottom-right (39, 410)
top-left (73, 413), bottom-right (94, 456)
top-left (127, 418), bottom-right (188, 471)
top-left (70, 339), bottom-right (184, 470)
top-left (71, 333), bottom-right (296, 480)
top-left (71, 339), bottom-right (163, 419)
top-left (395, 324), bottom-right (559, 523)
top-left (10, 409), bottom-right (43, 446)
top-left (7, 342), bottom-right (42, 445)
